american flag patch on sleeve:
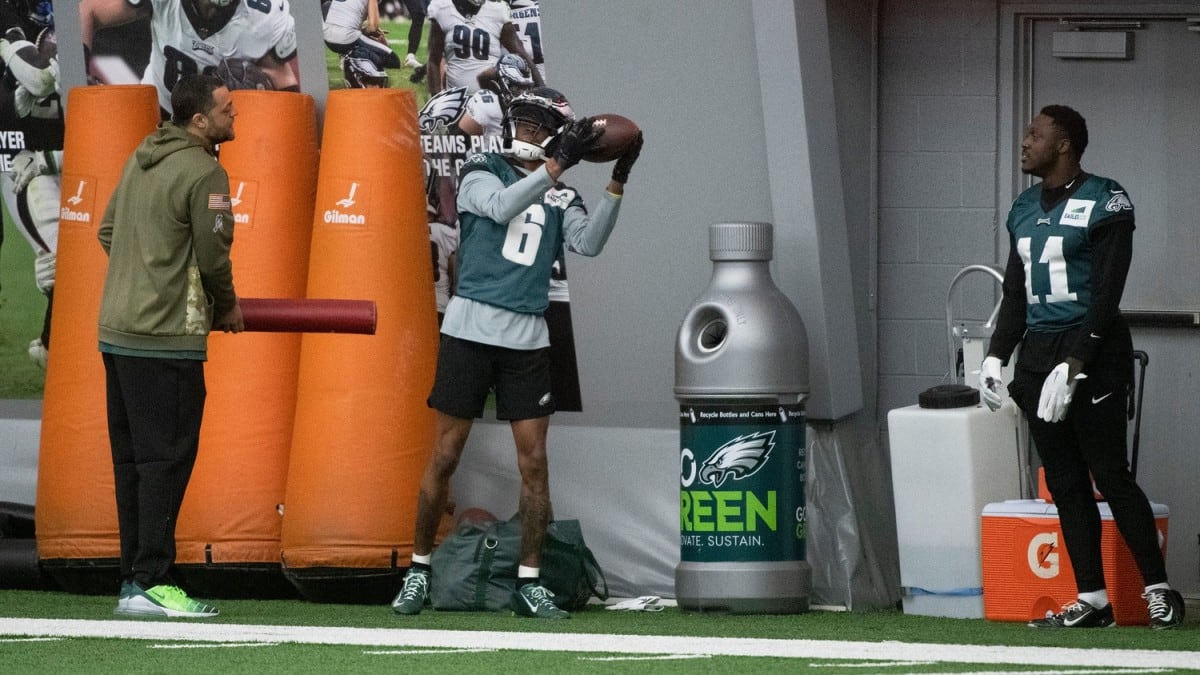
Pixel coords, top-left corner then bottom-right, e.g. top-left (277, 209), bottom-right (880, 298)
top-left (208, 193), bottom-right (232, 210)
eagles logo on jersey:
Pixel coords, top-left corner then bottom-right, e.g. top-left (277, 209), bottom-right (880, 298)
top-left (419, 86), bottom-right (469, 134)
top-left (460, 152), bottom-right (488, 169)
top-left (1105, 190), bottom-right (1132, 213)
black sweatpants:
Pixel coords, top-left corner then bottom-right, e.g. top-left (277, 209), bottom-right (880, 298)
top-left (102, 352), bottom-right (206, 588)
top-left (1010, 360), bottom-right (1166, 593)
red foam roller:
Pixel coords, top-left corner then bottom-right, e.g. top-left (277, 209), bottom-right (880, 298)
top-left (239, 298), bottom-right (377, 334)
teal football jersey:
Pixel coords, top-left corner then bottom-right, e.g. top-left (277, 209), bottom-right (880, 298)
top-left (455, 153), bottom-right (583, 315)
top-left (1006, 175), bottom-right (1133, 331)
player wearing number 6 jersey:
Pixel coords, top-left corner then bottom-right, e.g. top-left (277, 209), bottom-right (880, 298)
top-left (392, 87), bottom-right (642, 620)
top-left (980, 105), bottom-right (1183, 630)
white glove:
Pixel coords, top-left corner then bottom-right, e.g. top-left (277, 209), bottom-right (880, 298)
top-left (0, 37), bottom-right (30, 68)
top-left (10, 149), bottom-right (53, 192)
top-left (33, 251), bottom-right (55, 293)
top-left (27, 338), bottom-right (47, 369)
top-left (606, 596), bottom-right (665, 612)
top-left (13, 83), bottom-right (34, 117)
top-left (978, 356), bottom-right (1005, 411)
top-left (1037, 362), bottom-right (1083, 423)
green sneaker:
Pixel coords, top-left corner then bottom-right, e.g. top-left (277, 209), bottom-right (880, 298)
top-left (116, 583), bottom-right (219, 618)
top-left (114, 580), bottom-right (134, 615)
top-left (391, 568), bottom-right (430, 615)
top-left (512, 583), bottom-right (570, 619)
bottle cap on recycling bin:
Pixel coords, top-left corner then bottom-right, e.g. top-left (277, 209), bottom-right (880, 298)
top-left (918, 384), bottom-right (980, 409)
top-left (710, 222), bottom-right (773, 261)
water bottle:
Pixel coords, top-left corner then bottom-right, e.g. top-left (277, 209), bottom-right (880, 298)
top-left (674, 222), bottom-right (810, 613)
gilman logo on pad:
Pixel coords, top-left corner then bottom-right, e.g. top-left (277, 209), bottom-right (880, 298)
top-left (225, 179), bottom-right (258, 228)
top-left (59, 175), bottom-right (96, 224)
top-left (323, 181), bottom-right (368, 225)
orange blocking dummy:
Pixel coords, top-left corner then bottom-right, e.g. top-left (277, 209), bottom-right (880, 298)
top-left (172, 91), bottom-right (320, 598)
top-left (35, 86), bottom-right (160, 592)
top-left (280, 89), bottom-right (441, 602)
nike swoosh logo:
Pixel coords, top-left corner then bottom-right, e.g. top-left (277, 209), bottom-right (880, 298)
top-left (1064, 612), bottom-right (1091, 627)
top-left (1089, 333), bottom-right (1101, 339)
top-left (521, 593), bottom-right (539, 612)
top-left (1092, 393), bottom-right (1113, 404)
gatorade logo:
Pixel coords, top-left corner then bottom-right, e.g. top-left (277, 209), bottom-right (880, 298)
top-left (1027, 532), bottom-right (1059, 579)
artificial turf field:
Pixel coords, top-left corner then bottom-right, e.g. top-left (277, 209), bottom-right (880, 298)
top-left (1, 589), bottom-right (1197, 673)
top-left (4, 12), bottom-right (1199, 675)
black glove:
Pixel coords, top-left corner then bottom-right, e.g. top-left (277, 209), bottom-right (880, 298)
top-left (611, 131), bottom-right (643, 184)
top-left (552, 117), bottom-right (604, 172)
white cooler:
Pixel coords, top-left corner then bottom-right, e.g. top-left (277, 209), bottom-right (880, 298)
top-left (888, 394), bottom-right (1021, 618)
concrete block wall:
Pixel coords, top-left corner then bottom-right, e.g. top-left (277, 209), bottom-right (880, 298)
top-left (876, 0), bottom-right (1001, 423)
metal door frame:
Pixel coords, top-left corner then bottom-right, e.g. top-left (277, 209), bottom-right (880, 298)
top-left (996, 2), bottom-right (1197, 258)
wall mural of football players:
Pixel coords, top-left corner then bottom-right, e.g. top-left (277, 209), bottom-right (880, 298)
top-left (0, 0), bottom-right (63, 397)
top-left (323, 0), bottom-right (423, 93)
top-left (505, 0), bottom-right (540, 81)
top-left (81, 0), bottom-right (300, 118)
top-left (423, 0), bottom-right (540, 95)
top-left (322, 0), bottom-right (401, 90)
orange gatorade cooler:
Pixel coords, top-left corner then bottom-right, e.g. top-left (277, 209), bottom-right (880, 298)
top-left (981, 499), bottom-right (1169, 626)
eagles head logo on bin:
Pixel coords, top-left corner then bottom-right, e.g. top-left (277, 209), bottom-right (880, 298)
top-left (698, 431), bottom-right (775, 488)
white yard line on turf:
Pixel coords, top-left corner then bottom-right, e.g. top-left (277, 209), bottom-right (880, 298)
top-left (805, 665), bottom-right (1168, 674)
top-left (0, 618), bottom-right (1196, 670)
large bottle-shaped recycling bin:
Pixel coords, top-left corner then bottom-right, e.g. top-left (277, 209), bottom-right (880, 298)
top-left (674, 222), bottom-right (810, 613)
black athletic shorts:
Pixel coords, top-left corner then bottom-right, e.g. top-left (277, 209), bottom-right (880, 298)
top-left (427, 334), bottom-right (554, 421)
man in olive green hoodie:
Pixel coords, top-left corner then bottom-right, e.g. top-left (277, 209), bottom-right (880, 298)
top-left (98, 74), bottom-right (243, 619)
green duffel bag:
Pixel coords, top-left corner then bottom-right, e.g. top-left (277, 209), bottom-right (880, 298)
top-left (429, 515), bottom-right (608, 612)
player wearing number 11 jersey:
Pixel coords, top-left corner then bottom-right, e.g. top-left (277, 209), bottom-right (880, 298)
top-left (982, 105), bottom-right (1183, 630)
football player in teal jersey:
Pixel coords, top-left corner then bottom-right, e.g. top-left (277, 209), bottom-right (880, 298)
top-left (391, 87), bottom-right (642, 620)
top-left (980, 105), bottom-right (1183, 630)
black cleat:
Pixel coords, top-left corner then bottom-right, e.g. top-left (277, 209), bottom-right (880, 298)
top-left (1028, 600), bottom-right (1115, 628)
top-left (1145, 589), bottom-right (1185, 630)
